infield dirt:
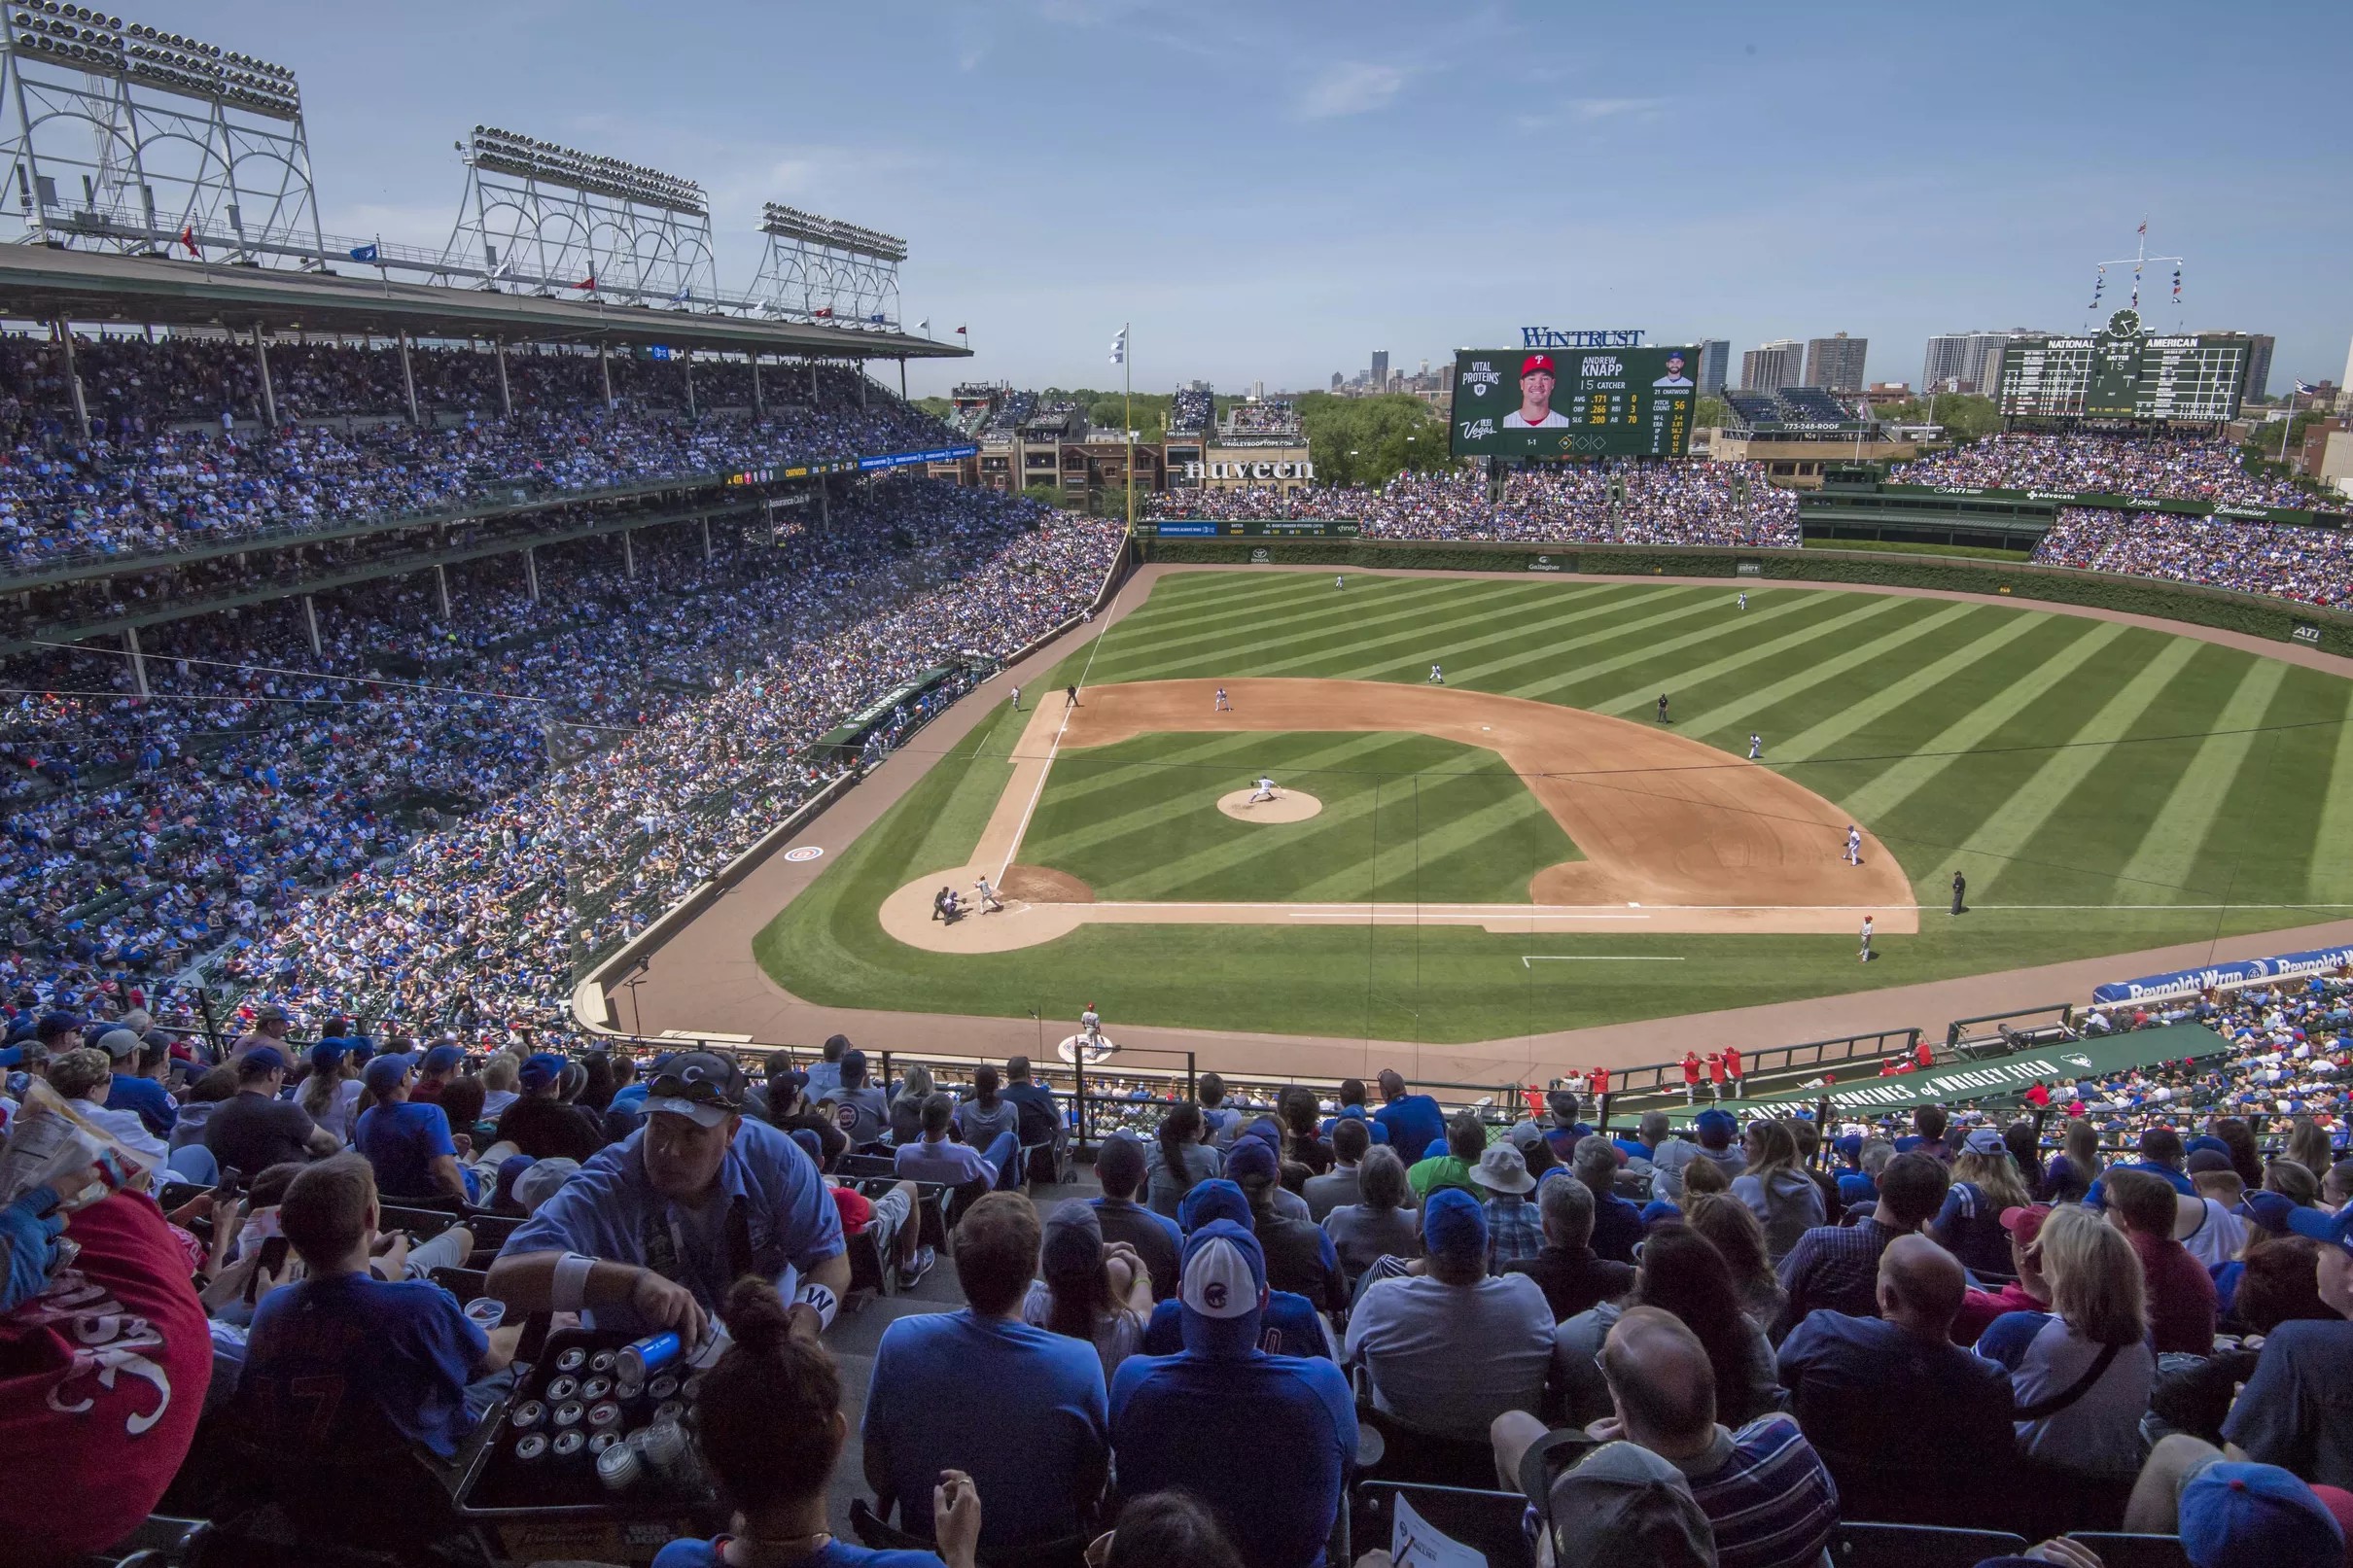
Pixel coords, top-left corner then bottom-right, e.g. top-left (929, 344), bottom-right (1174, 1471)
top-left (879, 677), bottom-right (1915, 953)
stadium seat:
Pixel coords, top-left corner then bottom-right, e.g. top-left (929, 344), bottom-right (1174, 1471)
top-left (1355, 1402), bottom-right (1515, 1491)
top-left (2065, 1534), bottom-right (2195, 1568)
top-left (1831, 1521), bottom-right (2031, 1568)
top-left (427, 1267), bottom-right (488, 1306)
top-left (1355, 1482), bottom-right (1532, 1568)
top-left (89, 1515), bottom-right (215, 1568)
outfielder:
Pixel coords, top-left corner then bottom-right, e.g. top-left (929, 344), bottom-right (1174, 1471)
top-left (1844, 824), bottom-right (1863, 866)
top-left (1428, 663), bottom-right (1445, 685)
top-left (1737, 591), bottom-right (1748, 610)
top-left (1747, 733), bottom-right (1763, 760)
top-left (974, 875), bottom-right (1005, 913)
top-left (1335, 575), bottom-right (1346, 590)
top-left (1009, 684), bottom-right (1021, 711)
top-left (1214, 686), bottom-right (1232, 712)
top-left (1248, 775), bottom-right (1279, 805)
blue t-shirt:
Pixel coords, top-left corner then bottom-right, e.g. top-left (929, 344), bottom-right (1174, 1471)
top-left (1110, 1347), bottom-right (1357, 1568)
top-left (862, 1309), bottom-right (1108, 1556)
top-left (1371, 1095), bottom-right (1445, 1162)
top-left (502, 1118), bottom-right (843, 1333)
top-left (2085, 1160), bottom-right (2195, 1208)
top-left (355, 1100), bottom-right (458, 1200)
top-left (105, 1073), bottom-right (178, 1137)
top-left (654, 1539), bottom-right (943, 1568)
top-left (240, 1272), bottom-right (486, 1458)
top-left (1319, 1108), bottom-right (1389, 1145)
top-left (1142, 1290), bottom-right (1332, 1360)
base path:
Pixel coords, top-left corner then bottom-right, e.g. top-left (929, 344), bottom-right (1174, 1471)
top-left (880, 678), bottom-right (1914, 952)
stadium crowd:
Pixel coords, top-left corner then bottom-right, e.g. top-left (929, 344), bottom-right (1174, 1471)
top-left (0, 333), bottom-right (945, 569)
top-left (2033, 510), bottom-right (2353, 608)
top-left (1886, 433), bottom-right (2318, 510)
top-left (3, 479), bottom-right (1122, 1042)
top-left (7, 959), bottom-right (2353, 1566)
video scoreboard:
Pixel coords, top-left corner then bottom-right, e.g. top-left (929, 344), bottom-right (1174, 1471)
top-left (1995, 309), bottom-right (2251, 423)
top-left (1450, 345), bottom-right (1698, 459)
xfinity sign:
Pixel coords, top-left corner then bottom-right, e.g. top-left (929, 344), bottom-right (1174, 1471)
top-left (1520, 328), bottom-right (1648, 348)
top-left (1187, 460), bottom-right (1316, 481)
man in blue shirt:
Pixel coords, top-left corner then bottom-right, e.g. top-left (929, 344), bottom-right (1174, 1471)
top-left (864, 1192), bottom-right (1109, 1558)
top-left (1371, 1069), bottom-right (1445, 1163)
top-left (354, 1054), bottom-right (474, 1204)
top-left (1089, 1132), bottom-right (1182, 1301)
top-left (1112, 1221), bottom-right (1357, 1568)
top-left (1318, 1077), bottom-right (1390, 1146)
top-left (239, 1154), bottom-right (515, 1461)
top-left (490, 1052), bottom-right (846, 1344)
top-left (95, 1028), bottom-right (177, 1138)
top-left (2086, 1126), bottom-right (2196, 1207)
top-left (1140, 1179), bottom-right (1332, 1358)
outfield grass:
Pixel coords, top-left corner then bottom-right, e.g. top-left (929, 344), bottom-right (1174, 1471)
top-left (1022, 730), bottom-right (1578, 903)
top-left (755, 572), bottom-right (2353, 1041)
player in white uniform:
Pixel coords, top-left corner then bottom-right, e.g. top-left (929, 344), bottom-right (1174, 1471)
top-left (1214, 686), bottom-right (1231, 712)
top-left (1009, 684), bottom-right (1021, 711)
top-left (1248, 775), bottom-right (1279, 805)
top-left (1335, 575), bottom-right (1345, 590)
top-left (1737, 592), bottom-right (1748, 610)
top-left (1748, 734), bottom-right (1763, 760)
top-left (1428, 664), bottom-right (1444, 685)
top-left (1080, 1003), bottom-right (1103, 1043)
top-left (1858, 915), bottom-right (1875, 962)
top-left (974, 875), bottom-right (1005, 913)
top-left (1844, 825), bottom-right (1863, 866)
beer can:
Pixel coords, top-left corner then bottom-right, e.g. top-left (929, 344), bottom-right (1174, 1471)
top-left (588, 1350), bottom-right (617, 1374)
top-left (655, 1400), bottom-right (686, 1425)
top-left (616, 1331), bottom-right (682, 1384)
top-left (637, 1418), bottom-right (687, 1479)
top-left (588, 1431), bottom-right (619, 1456)
top-left (509, 1400), bottom-right (546, 1431)
top-left (552, 1429), bottom-right (585, 1458)
top-left (556, 1348), bottom-right (587, 1374)
top-left (580, 1376), bottom-right (613, 1402)
top-left (648, 1374), bottom-right (681, 1401)
top-left (596, 1437), bottom-right (642, 1492)
top-left (545, 1376), bottom-right (579, 1402)
top-left (552, 1401), bottom-right (584, 1428)
top-left (588, 1401), bottom-right (623, 1430)
top-left (513, 1433), bottom-right (549, 1461)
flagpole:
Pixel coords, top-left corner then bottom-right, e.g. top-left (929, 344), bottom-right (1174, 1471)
top-left (1124, 320), bottom-right (1134, 533)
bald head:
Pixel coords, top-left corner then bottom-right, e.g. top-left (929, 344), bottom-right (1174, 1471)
top-left (1599, 1305), bottom-right (1717, 1451)
top-left (1877, 1234), bottom-right (1966, 1336)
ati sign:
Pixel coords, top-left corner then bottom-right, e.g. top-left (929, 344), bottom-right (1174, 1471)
top-left (2293, 625), bottom-right (2323, 645)
top-left (1520, 328), bottom-right (1648, 348)
top-left (1186, 460), bottom-right (1316, 481)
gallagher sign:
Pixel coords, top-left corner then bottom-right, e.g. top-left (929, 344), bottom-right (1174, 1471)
top-left (1520, 328), bottom-right (1648, 348)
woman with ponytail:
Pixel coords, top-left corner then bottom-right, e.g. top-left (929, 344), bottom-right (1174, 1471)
top-left (653, 1278), bottom-right (983, 1568)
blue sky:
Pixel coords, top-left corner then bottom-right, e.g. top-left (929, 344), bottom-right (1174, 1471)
top-left (149, 0), bottom-right (2352, 399)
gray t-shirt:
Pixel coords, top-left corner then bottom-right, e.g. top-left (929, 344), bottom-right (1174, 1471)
top-left (1322, 1202), bottom-right (1422, 1280)
top-left (955, 1096), bottom-right (1019, 1151)
top-left (1650, 1138), bottom-right (1746, 1202)
top-left (2223, 1318), bottom-right (2353, 1487)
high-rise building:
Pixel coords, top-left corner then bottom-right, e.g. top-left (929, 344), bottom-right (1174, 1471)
top-left (1696, 340), bottom-right (1731, 397)
top-left (1370, 350), bottom-right (1389, 389)
top-left (1740, 339), bottom-right (1804, 391)
top-left (2190, 332), bottom-right (2274, 401)
top-left (1251, 378), bottom-right (1265, 401)
top-left (1924, 330), bottom-right (2051, 396)
top-left (1803, 333), bottom-right (1869, 393)
top-left (1330, 371), bottom-right (1344, 390)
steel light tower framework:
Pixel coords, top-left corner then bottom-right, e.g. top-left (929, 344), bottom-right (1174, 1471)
top-left (0, 3), bottom-right (325, 263)
top-left (445, 125), bottom-right (720, 306)
top-left (749, 202), bottom-right (903, 328)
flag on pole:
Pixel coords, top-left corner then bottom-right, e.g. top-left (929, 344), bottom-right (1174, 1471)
top-left (573, 274), bottom-right (596, 292)
top-left (2297, 380), bottom-right (2319, 396)
top-left (813, 306), bottom-right (834, 319)
top-left (348, 241), bottom-right (379, 263)
top-left (669, 283), bottom-right (691, 304)
top-left (866, 312), bottom-right (886, 325)
top-left (179, 225), bottom-right (199, 257)
top-left (2137, 219), bottom-right (2147, 236)
top-left (1109, 326), bottom-right (1127, 366)
top-left (954, 326), bottom-right (966, 336)
top-left (915, 318), bottom-right (930, 331)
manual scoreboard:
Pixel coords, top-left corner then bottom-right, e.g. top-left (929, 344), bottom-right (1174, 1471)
top-left (1995, 309), bottom-right (2251, 423)
top-left (1450, 346), bottom-right (1698, 459)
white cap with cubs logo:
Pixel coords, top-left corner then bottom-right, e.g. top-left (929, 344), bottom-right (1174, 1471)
top-left (1178, 1220), bottom-right (1265, 1320)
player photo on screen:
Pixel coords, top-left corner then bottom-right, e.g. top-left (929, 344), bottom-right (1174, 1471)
top-left (1501, 353), bottom-right (1572, 428)
top-left (1653, 350), bottom-right (1694, 390)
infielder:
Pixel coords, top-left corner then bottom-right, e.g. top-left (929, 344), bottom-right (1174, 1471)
top-left (1747, 734), bottom-right (1763, 760)
top-left (1844, 824), bottom-right (1863, 866)
top-left (1858, 914), bottom-right (1875, 962)
top-left (1656, 693), bottom-right (1670, 723)
top-left (1009, 684), bottom-right (1021, 711)
top-left (1428, 663), bottom-right (1445, 685)
top-left (1214, 686), bottom-right (1232, 712)
top-left (1065, 684), bottom-right (1078, 708)
top-left (974, 875), bottom-right (1005, 913)
top-left (1247, 775), bottom-right (1279, 805)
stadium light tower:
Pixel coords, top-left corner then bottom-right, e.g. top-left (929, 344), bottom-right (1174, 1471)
top-left (444, 126), bottom-right (720, 307)
top-left (0, 4), bottom-right (327, 264)
top-left (748, 201), bottom-right (904, 329)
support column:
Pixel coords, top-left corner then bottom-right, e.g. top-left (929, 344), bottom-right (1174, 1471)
top-left (858, 360), bottom-right (868, 407)
top-left (524, 544), bottom-right (539, 603)
top-left (252, 326), bottom-right (278, 428)
top-left (683, 348), bottom-right (696, 419)
top-left (495, 340), bottom-right (512, 418)
top-left (751, 355), bottom-right (763, 416)
top-left (700, 514), bottom-right (712, 561)
top-left (301, 594), bottom-right (322, 654)
top-left (124, 626), bottom-right (149, 699)
top-left (53, 321), bottom-right (89, 440)
top-left (398, 331), bottom-right (420, 425)
top-left (599, 343), bottom-right (614, 411)
top-left (622, 529), bottom-right (636, 579)
top-left (898, 358), bottom-right (907, 401)
top-left (809, 360), bottom-right (818, 401)
top-left (435, 563), bottom-right (450, 619)
top-left (819, 480), bottom-right (830, 529)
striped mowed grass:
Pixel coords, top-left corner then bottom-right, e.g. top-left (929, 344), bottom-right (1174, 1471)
top-left (755, 571), bottom-right (2353, 1041)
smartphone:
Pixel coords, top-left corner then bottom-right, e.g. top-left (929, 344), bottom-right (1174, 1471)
top-left (215, 1167), bottom-right (245, 1205)
top-left (258, 1235), bottom-right (290, 1275)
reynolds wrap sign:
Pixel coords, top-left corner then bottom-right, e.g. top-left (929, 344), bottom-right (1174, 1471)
top-left (2090, 946), bottom-right (2353, 1005)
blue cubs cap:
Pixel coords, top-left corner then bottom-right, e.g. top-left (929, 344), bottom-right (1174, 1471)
top-left (239, 1044), bottom-right (287, 1075)
top-left (362, 1054), bottom-right (411, 1095)
top-left (2286, 1202), bottom-right (2353, 1258)
top-left (2243, 1190), bottom-right (2300, 1237)
top-left (1694, 1107), bottom-right (1738, 1139)
top-left (308, 1039), bottom-right (348, 1071)
top-left (36, 1011), bottom-right (85, 1041)
top-left (789, 1128), bottom-right (825, 1165)
top-left (1423, 1136), bottom-right (1451, 1162)
top-left (422, 1045), bottom-right (464, 1074)
top-left (1226, 1136), bottom-right (1280, 1185)
top-left (2179, 1459), bottom-right (2344, 1568)
top-left (1422, 1186), bottom-right (1487, 1262)
top-left (1176, 1177), bottom-right (1251, 1234)
top-left (519, 1052), bottom-right (566, 1091)
top-left (1242, 1116), bottom-right (1282, 1149)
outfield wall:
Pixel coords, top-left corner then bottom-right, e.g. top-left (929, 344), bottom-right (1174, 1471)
top-left (1139, 537), bottom-right (2353, 657)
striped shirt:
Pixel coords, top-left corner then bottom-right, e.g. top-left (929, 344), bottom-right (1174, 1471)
top-left (1670, 1413), bottom-right (1841, 1568)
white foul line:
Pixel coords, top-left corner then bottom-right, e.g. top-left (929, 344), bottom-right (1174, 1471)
top-left (997, 578), bottom-right (1126, 883)
top-left (1523, 956), bottom-right (1688, 966)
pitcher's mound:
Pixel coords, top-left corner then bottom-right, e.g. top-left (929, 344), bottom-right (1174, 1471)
top-left (1216, 787), bottom-right (1323, 823)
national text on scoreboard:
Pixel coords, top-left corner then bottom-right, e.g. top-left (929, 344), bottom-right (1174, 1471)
top-left (1450, 346), bottom-right (1698, 460)
top-left (1994, 309), bottom-right (2251, 423)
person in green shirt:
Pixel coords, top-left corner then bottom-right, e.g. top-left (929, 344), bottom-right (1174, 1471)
top-left (1408, 1111), bottom-right (1490, 1202)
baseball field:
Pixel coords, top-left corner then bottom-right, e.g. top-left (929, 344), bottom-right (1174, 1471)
top-left (753, 568), bottom-right (2353, 1044)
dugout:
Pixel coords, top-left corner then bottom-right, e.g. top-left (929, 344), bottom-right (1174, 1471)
top-left (808, 664), bottom-right (970, 764)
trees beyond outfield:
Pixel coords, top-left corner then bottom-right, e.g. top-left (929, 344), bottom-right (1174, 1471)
top-left (1297, 392), bottom-right (1456, 489)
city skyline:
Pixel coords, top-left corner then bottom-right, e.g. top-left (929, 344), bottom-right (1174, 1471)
top-left (131, 0), bottom-right (2353, 399)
